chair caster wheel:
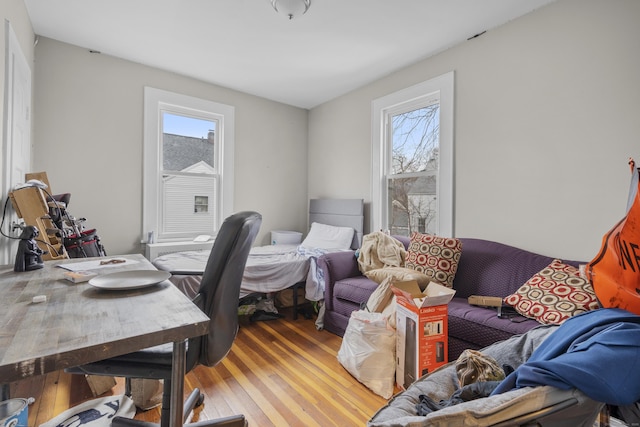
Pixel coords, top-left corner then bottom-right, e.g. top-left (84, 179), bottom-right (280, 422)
top-left (196, 393), bottom-right (205, 407)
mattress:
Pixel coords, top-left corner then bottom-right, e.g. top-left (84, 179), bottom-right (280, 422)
top-left (153, 244), bottom-right (321, 300)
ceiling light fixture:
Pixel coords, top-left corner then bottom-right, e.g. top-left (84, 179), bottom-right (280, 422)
top-left (270, 0), bottom-right (311, 20)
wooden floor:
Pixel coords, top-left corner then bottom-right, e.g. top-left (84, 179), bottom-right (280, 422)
top-left (13, 308), bottom-right (394, 426)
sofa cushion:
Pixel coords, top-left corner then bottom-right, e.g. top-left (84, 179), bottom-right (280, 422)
top-left (405, 232), bottom-right (462, 288)
top-left (333, 276), bottom-right (380, 305)
top-left (447, 298), bottom-right (540, 353)
top-left (504, 259), bottom-right (599, 325)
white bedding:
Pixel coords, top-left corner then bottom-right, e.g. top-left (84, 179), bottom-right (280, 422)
top-left (152, 244), bottom-right (330, 300)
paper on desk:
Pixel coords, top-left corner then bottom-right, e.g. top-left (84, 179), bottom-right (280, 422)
top-left (57, 258), bottom-right (140, 272)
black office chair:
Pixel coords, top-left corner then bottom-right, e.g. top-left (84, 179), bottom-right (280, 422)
top-left (68, 211), bottom-right (262, 427)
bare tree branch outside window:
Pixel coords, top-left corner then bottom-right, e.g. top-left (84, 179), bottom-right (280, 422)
top-left (388, 104), bottom-right (440, 236)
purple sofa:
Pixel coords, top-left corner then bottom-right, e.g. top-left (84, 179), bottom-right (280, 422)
top-left (317, 236), bottom-right (583, 361)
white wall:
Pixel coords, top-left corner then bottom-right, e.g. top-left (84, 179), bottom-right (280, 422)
top-left (308, 0), bottom-right (640, 261)
top-left (15, 0), bottom-right (640, 261)
top-left (31, 38), bottom-right (308, 254)
top-left (0, 0), bottom-right (34, 194)
top-left (0, 0), bottom-right (34, 263)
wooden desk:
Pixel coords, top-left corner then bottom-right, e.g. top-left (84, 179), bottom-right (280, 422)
top-left (0, 254), bottom-right (210, 427)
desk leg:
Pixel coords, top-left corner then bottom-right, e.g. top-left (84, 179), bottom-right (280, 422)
top-left (170, 340), bottom-right (187, 427)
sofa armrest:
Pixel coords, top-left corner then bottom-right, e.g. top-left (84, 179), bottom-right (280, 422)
top-left (317, 250), bottom-right (360, 309)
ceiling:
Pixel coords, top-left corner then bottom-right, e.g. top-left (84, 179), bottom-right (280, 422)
top-left (24, 0), bottom-right (555, 109)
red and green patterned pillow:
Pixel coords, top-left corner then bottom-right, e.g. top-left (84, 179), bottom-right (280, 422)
top-left (404, 232), bottom-right (462, 288)
top-left (504, 259), bottom-right (599, 325)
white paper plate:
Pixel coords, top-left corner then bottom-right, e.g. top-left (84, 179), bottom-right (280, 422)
top-left (88, 270), bottom-right (171, 290)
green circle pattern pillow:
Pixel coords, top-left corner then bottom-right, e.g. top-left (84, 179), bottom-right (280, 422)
top-left (504, 259), bottom-right (600, 325)
top-left (405, 232), bottom-right (462, 288)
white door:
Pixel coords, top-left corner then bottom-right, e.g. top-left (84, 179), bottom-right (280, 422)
top-left (2, 21), bottom-right (32, 265)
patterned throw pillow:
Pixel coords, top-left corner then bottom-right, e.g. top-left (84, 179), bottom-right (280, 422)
top-left (504, 259), bottom-right (600, 325)
top-left (405, 232), bottom-right (462, 288)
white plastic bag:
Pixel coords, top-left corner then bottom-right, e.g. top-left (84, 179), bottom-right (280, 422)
top-left (337, 310), bottom-right (396, 398)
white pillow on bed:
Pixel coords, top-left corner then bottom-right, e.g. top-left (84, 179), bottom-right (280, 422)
top-left (301, 222), bottom-right (355, 250)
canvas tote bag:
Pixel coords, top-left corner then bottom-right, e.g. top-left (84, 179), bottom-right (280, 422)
top-left (586, 158), bottom-right (640, 314)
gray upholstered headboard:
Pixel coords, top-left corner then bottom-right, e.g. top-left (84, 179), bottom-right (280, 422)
top-left (308, 198), bottom-right (364, 249)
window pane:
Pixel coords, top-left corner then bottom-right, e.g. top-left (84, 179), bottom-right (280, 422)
top-left (388, 103), bottom-right (440, 237)
top-left (144, 87), bottom-right (235, 242)
top-left (194, 196), bottom-right (209, 213)
top-left (162, 174), bottom-right (217, 234)
top-left (162, 112), bottom-right (215, 172)
top-left (372, 72), bottom-right (453, 237)
top-left (391, 104), bottom-right (439, 175)
top-left (388, 176), bottom-right (437, 236)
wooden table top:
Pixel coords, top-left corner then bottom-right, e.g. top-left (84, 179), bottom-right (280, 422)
top-left (0, 254), bottom-right (210, 383)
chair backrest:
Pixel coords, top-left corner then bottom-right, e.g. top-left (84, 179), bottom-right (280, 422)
top-left (188, 211), bottom-right (261, 368)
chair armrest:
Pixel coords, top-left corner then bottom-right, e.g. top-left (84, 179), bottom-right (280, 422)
top-left (317, 251), bottom-right (361, 308)
top-left (168, 270), bottom-right (204, 276)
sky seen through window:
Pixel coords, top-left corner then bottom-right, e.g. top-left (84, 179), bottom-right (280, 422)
top-left (163, 112), bottom-right (214, 139)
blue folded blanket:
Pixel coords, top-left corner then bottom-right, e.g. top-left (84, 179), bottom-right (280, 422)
top-left (491, 308), bottom-right (640, 406)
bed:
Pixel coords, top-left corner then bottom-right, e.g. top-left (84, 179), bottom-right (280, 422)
top-left (152, 198), bottom-right (364, 304)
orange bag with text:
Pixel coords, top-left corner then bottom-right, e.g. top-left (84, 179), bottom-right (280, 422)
top-left (586, 158), bottom-right (640, 314)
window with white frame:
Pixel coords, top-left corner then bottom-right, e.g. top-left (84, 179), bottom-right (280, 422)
top-left (143, 87), bottom-right (234, 242)
top-left (371, 72), bottom-right (454, 237)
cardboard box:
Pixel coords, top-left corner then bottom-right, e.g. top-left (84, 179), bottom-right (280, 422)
top-left (85, 375), bottom-right (116, 396)
top-left (391, 280), bottom-right (456, 389)
top-left (131, 378), bottom-right (164, 410)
